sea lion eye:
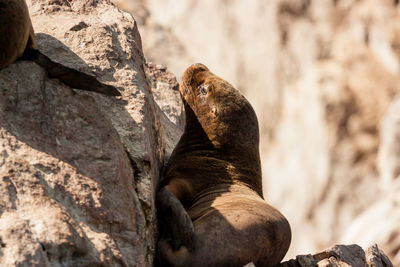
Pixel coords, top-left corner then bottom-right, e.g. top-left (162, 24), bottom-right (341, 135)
top-left (198, 84), bottom-right (211, 96)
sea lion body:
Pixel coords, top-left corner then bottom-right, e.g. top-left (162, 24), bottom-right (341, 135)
top-left (0, 0), bottom-right (36, 68)
top-left (0, 0), bottom-right (120, 96)
top-left (157, 64), bottom-right (291, 266)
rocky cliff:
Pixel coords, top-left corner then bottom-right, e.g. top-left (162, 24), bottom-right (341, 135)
top-left (0, 0), bottom-right (183, 265)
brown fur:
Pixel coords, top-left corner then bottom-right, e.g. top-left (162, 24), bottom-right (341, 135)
top-left (157, 64), bottom-right (291, 266)
top-left (0, 0), bottom-right (36, 68)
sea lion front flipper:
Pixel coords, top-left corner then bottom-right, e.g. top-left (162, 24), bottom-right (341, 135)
top-left (22, 49), bottom-right (121, 96)
top-left (157, 187), bottom-right (195, 251)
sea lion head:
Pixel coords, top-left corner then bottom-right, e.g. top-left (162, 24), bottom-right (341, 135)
top-left (180, 63), bottom-right (259, 153)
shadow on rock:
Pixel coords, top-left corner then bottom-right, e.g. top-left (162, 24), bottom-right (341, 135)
top-left (0, 59), bottom-right (143, 264)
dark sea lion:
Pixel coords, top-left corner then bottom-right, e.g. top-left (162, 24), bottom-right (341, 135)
top-left (0, 0), bottom-right (120, 96)
top-left (157, 63), bottom-right (291, 266)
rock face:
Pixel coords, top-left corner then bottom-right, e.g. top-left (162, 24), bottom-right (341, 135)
top-left (114, 0), bottom-right (400, 264)
top-left (144, 62), bottom-right (184, 163)
top-left (0, 0), bottom-right (183, 265)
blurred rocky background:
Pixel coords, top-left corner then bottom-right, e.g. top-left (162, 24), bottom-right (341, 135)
top-left (112, 0), bottom-right (400, 265)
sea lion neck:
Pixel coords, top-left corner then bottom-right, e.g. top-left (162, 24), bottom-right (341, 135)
top-left (180, 100), bottom-right (261, 167)
top-left (167, 103), bottom-right (263, 197)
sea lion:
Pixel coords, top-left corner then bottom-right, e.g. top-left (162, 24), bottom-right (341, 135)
top-left (0, 0), bottom-right (120, 96)
top-left (157, 63), bottom-right (291, 266)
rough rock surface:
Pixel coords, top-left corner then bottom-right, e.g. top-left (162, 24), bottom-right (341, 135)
top-left (114, 0), bottom-right (400, 264)
top-left (0, 0), bottom-right (184, 265)
top-left (144, 62), bottom-right (184, 162)
top-left (279, 244), bottom-right (393, 267)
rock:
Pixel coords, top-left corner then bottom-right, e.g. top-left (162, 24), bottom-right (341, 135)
top-left (296, 254), bottom-right (319, 266)
top-left (144, 62), bottom-right (184, 163)
top-left (315, 244), bottom-right (366, 267)
top-left (111, 0), bottom-right (149, 25)
top-left (279, 244), bottom-right (393, 267)
top-left (0, 0), bottom-right (173, 265)
top-left (365, 244), bottom-right (394, 267)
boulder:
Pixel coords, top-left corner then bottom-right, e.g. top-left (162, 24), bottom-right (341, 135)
top-left (279, 244), bottom-right (393, 267)
top-left (0, 0), bottom-right (183, 265)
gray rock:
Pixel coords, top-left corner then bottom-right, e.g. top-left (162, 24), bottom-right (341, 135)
top-left (366, 244), bottom-right (394, 267)
top-left (145, 62), bottom-right (184, 163)
top-left (0, 0), bottom-right (174, 265)
top-left (280, 244), bottom-right (392, 267)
